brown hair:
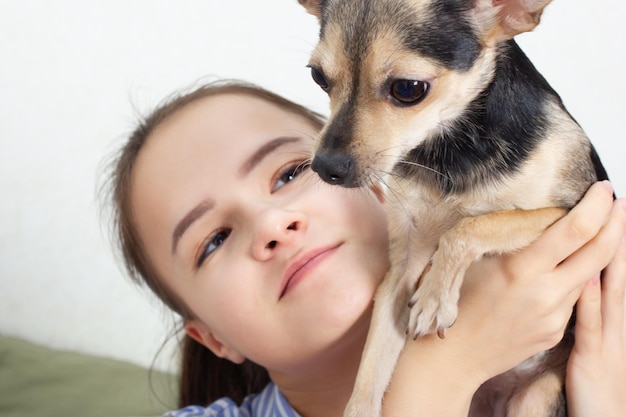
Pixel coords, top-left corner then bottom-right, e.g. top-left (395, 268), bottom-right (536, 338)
top-left (103, 79), bottom-right (326, 407)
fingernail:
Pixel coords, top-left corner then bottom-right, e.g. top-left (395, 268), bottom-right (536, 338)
top-left (600, 180), bottom-right (614, 193)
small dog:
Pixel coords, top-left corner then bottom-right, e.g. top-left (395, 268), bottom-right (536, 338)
top-left (298, 0), bottom-right (611, 416)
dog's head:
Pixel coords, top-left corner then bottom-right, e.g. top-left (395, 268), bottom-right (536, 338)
top-left (299, 0), bottom-right (553, 188)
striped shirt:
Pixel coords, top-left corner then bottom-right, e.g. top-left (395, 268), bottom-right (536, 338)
top-left (164, 382), bottom-right (300, 417)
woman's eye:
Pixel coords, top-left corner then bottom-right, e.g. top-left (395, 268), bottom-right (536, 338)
top-left (197, 229), bottom-right (231, 267)
top-left (272, 161), bottom-right (311, 192)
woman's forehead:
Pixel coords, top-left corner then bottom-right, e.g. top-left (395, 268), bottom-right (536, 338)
top-left (149, 93), bottom-right (312, 151)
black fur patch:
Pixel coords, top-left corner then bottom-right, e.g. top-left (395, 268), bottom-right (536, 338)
top-left (403, 0), bottom-right (481, 71)
top-left (319, 0), bottom-right (481, 72)
top-left (397, 40), bottom-right (558, 194)
top-left (321, 94), bottom-right (358, 151)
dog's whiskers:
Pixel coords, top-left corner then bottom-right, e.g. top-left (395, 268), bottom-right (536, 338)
top-left (396, 159), bottom-right (451, 181)
top-left (367, 170), bottom-right (417, 220)
top-left (297, 156), bottom-right (313, 169)
top-left (376, 143), bottom-right (451, 182)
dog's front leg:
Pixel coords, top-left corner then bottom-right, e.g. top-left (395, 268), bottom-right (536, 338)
top-left (346, 223), bottom-right (434, 417)
top-left (407, 207), bottom-right (567, 339)
top-left (344, 267), bottom-right (412, 417)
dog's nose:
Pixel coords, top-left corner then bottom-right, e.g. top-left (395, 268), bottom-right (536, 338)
top-left (311, 152), bottom-right (355, 187)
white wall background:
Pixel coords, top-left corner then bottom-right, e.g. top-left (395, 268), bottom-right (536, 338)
top-left (1, 1), bottom-right (624, 374)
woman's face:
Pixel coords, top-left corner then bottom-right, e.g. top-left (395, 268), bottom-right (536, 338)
top-left (131, 93), bottom-right (389, 377)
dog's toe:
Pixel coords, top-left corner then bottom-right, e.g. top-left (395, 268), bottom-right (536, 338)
top-left (407, 291), bottom-right (459, 340)
top-left (407, 299), bottom-right (438, 339)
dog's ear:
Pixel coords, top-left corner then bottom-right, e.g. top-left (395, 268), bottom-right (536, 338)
top-left (473, 0), bottom-right (553, 40)
top-left (298, 0), bottom-right (322, 19)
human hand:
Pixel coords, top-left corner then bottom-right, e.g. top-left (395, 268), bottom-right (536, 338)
top-left (456, 181), bottom-right (624, 382)
top-left (566, 199), bottom-right (626, 417)
top-left (383, 182), bottom-right (624, 417)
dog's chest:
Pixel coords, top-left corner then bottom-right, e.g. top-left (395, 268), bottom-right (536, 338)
top-left (383, 171), bottom-right (556, 250)
top-left (385, 181), bottom-right (464, 247)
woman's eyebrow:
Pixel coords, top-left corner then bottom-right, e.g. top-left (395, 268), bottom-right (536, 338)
top-left (239, 136), bottom-right (301, 177)
top-left (172, 199), bottom-right (215, 254)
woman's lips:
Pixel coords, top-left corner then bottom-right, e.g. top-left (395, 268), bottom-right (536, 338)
top-left (279, 245), bottom-right (340, 299)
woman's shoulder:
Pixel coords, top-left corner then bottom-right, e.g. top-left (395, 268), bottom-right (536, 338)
top-left (163, 382), bottom-right (299, 417)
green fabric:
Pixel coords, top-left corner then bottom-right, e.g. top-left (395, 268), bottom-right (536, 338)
top-left (0, 334), bottom-right (178, 417)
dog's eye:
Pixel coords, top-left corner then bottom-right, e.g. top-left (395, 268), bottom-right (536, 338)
top-left (309, 66), bottom-right (330, 91)
top-left (390, 80), bottom-right (429, 105)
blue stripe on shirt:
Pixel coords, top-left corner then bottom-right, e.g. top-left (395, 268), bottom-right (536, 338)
top-left (164, 382), bottom-right (299, 417)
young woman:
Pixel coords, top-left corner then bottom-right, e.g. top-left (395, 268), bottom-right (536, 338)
top-left (105, 80), bottom-right (626, 417)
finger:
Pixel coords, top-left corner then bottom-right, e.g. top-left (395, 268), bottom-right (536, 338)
top-left (600, 224), bottom-right (626, 344)
top-left (523, 181), bottom-right (614, 269)
top-left (555, 198), bottom-right (626, 293)
top-left (574, 276), bottom-right (602, 354)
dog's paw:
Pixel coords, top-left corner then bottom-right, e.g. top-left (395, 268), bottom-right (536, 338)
top-left (407, 280), bottom-right (459, 339)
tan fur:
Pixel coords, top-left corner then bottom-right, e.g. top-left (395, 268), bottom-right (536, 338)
top-left (507, 371), bottom-right (566, 417)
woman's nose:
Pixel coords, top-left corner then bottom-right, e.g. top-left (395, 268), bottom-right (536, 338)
top-left (251, 208), bottom-right (307, 260)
